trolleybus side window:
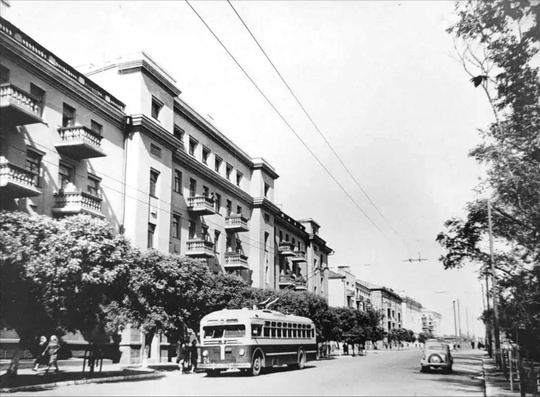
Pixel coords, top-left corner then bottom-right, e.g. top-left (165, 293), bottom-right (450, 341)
top-left (252, 324), bottom-right (263, 337)
top-left (203, 324), bottom-right (245, 339)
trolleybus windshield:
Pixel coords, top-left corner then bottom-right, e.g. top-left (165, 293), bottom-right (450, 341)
top-left (203, 324), bottom-right (245, 339)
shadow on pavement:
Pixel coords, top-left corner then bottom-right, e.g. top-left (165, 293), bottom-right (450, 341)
top-left (0, 369), bottom-right (153, 390)
top-left (203, 364), bottom-right (317, 378)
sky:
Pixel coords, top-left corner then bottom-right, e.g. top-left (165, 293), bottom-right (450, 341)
top-left (5, 0), bottom-right (496, 337)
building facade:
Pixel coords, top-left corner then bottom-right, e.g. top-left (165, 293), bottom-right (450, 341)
top-left (0, 15), bottom-right (333, 364)
top-left (368, 285), bottom-right (403, 332)
top-left (401, 297), bottom-right (423, 335)
top-left (421, 309), bottom-right (442, 336)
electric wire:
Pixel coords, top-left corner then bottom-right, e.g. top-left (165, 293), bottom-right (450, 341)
top-left (226, 0), bottom-right (409, 250)
top-left (185, 0), bottom-right (394, 245)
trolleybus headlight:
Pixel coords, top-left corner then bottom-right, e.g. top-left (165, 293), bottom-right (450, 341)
top-left (239, 348), bottom-right (245, 356)
top-left (202, 350), bottom-right (208, 357)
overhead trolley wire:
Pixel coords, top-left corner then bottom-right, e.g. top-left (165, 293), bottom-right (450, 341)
top-left (226, 0), bottom-right (409, 250)
top-left (185, 0), bottom-right (394, 245)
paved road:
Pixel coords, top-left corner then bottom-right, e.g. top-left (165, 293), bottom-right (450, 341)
top-left (13, 349), bottom-right (485, 396)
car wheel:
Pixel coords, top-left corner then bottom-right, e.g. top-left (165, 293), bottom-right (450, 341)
top-left (251, 352), bottom-right (263, 376)
top-left (428, 354), bottom-right (443, 365)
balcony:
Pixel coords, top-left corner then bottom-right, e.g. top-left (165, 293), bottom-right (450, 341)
top-left (0, 84), bottom-right (42, 126)
top-left (277, 241), bottom-right (295, 256)
top-left (185, 239), bottom-right (215, 258)
top-left (294, 277), bottom-right (307, 291)
top-left (0, 159), bottom-right (40, 198)
top-left (51, 190), bottom-right (103, 218)
top-left (290, 250), bottom-right (306, 263)
top-left (55, 126), bottom-right (106, 160)
top-left (279, 274), bottom-right (296, 288)
top-left (225, 214), bottom-right (249, 233)
top-left (187, 196), bottom-right (215, 216)
top-left (224, 252), bottom-right (249, 270)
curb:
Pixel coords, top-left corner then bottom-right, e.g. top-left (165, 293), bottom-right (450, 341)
top-left (0, 371), bottom-right (165, 393)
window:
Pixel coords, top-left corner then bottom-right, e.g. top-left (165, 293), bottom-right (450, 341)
top-left (189, 178), bottom-right (197, 197)
top-left (174, 125), bottom-right (184, 141)
top-left (62, 103), bottom-right (76, 127)
top-left (188, 220), bottom-right (196, 239)
top-left (172, 213), bottom-right (181, 239)
top-left (189, 138), bottom-right (198, 156)
top-left (203, 185), bottom-right (209, 197)
top-left (202, 225), bottom-right (209, 241)
top-left (147, 223), bottom-right (156, 248)
top-left (151, 97), bottom-right (163, 120)
top-left (264, 183), bottom-right (270, 197)
top-left (0, 65), bottom-right (9, 84)
top-left (173, 169), bottom-right (182, 193)
top-left (214, 230), bottom-right (220, 253)
top-left (226, 235), bottom-right (232, 252)
top-left (149, 169), bottom-right (159, 197)
top-left (225, 163), bottom-right (233, 180)
top-left (90, 119), bottom-right (103, 135)
top-left (279, 230), bottom-right (283, 241)
top-left (25, 149), bottom-right (42, 187)
top-left (264, 232), bottom-right (269, 252)
top-left (214, 193), bottom-right (221, 213)
top-left (236, 171), bottom-right (243, 187)
top-left (30, 84), bottom-right (45, 116)
top-left (285, 234), bottom-right (289, 242)
top-left (87, 174), bottom-right (100, 196)
top-left (150, 143), bottom-right (162, 157)
top-left (59, 162), bottom-right (74, 190)
top-left (214, 156), bottom-right (222, 173)
top-left (202, 147), bottom-right (210, 165)
top-left (226, 200), bottom-right (232, 217)
top-left (236, 205), bottom-right (242, 216)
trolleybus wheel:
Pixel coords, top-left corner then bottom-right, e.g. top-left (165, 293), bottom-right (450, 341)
top-left (297, 349), bottom-right (306, 370)
top-left (251, 352), bottom-right (263, 376)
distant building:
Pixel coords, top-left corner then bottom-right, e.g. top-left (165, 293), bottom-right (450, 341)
top-left (367, 284), bottom-right (403, 332)
top-left (327, 266), bottom-right (372, 310)
top-left (421, 309), bottom-right (442, 336)
top-left (401, 297), bottom-right (423, 335)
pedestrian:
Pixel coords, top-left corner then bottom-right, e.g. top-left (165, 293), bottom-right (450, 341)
top-left (45, 335), bottom-right (60, 373)
top-left (343, 343), bottom-right (349, 355)
top-left (33, 335), bottom-right (48, 371)
top-left (176, 342), bottom-right (186, 374)
top-left (471, 341), bottom-right (475, 349)
top-left (189, 340), bottom-right (198, 374)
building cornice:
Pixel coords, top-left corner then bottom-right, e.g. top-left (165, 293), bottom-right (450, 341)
top-left (174, 98), bottom-right (254, 169)
top-left (252, 197), bottom-right (281, 216)
top-left (129, 114), bottom-right (180, 152)
top-left (0, 35), bottom-right (125, 129)
top-left (251, 158), bottom-right (279, 180)
top-left (308, 233), bottom-right (333, 254)
top-left (117, 58), bottom-right (181, 98)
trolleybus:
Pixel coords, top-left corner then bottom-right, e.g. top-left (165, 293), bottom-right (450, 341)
top-left (198, 307), bottom-right (317, 376)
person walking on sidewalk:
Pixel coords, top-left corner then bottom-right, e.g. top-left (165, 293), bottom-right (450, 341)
top-left (45, 335), bottom-right (60, 374)
top-left (189, 340), bottom-right (198, 374)
top-left (33, 336), bottom-right (49, 371)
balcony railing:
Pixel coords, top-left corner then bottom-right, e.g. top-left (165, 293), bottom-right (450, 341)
top-left (277, 241), bottom-right (295, 256)
top-left (55, 126), bottom-right (106, 160)
top-left (225, 214), bottom-right (249, 233)
top-left (224, 252), bottom-right (249, 269)
top-left (0, 159), bottom-right (41, 198)
top-left (187, 196), bottom-right (215, 216)
top-left (0, 83), bottom-right (42, 126)
top-left (295, 278), bottom-right (308, 291)
top-left (279, 274), bottom-right (296, 287)
top-left (290, 250), bottom-right (306, 263)
top-left (185, 239), bottom-right (215, 258)
top-left (51, 190), bottom-right (103, 218)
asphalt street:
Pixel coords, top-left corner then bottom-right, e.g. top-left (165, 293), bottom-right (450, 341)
top-left (11, 350), bottom-right (485, 396)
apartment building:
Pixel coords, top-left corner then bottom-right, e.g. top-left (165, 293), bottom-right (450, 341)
top-left (0, 15), bottom-right (332, 364)
top-left (421, 309), bottom-right (442, 336)
top-left (401, 297), bottom-right (423, 336)
top-left (327, 266), bottom-right (371, 310)
top-left (368, 285), bottom-right (403, 332)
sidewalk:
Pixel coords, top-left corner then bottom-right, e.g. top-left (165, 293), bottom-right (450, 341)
top-left (0, 358), bottom-right (166, 393)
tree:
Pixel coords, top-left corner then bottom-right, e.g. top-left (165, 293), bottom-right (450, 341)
top-left (417, 332), bottom-right (434, 345)
top-left (439, 0), bottom-right (540, 365)
top-left (0, 212), bottom-right (131, 375)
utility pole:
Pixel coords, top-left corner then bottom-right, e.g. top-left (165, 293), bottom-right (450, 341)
top-left (466, 307), bottom-right (470, 339)
top-left (453, 301), bottom-right (458, 339)
top-left (487, 199), bottom-right (501, 367)
top-left (457, 299), bottom-right (462, 338)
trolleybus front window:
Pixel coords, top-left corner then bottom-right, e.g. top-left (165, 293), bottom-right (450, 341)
top-left (203, 325), bottom-right (246, 339)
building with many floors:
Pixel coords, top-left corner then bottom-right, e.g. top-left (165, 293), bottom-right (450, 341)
top-left (421, 309), bottom-right (442, 336)
top-left (401, 297), bottom-right (423, 336)
top-left (0, 13), bottom-right (332, 364)
top-left (366, 284), bottom-right (403, 332)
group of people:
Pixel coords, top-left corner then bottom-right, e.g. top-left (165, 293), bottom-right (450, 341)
top-left (33, 335), bottom-right (61, 373)
top-left (176, 340), bottom-right (198, 374)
